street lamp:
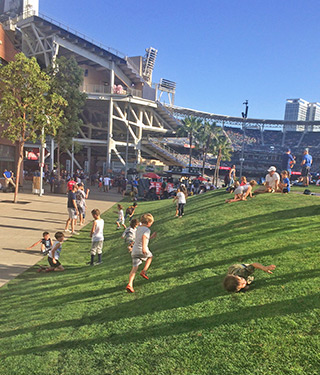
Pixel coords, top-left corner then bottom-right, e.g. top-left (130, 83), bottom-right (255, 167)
top-left (239, 100), bottom-right (249, 178)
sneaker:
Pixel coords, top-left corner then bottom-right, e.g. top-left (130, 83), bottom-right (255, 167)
top-left (64, 229), bottom-right (71, 233)
top-left (126, 284), bottom-right (135, 293)
top-left (71, 232), bottom-right (80, 235)
top-left (140, 270), bottom-right (149, 280)
top-left (116, 227), bottom-right (120, 230)
top-left (94, 261), bottom-right (103, 266)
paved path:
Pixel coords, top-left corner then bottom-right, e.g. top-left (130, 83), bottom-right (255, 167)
top-left (0, 187), bottom-right (121, 287)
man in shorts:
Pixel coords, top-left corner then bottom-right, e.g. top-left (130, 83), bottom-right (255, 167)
top-left (65, 184), bottom-right (79, 235)
top-left (301, 148), bottom-right (312, 186)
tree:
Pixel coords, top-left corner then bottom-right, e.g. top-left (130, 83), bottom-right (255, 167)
top-left (0, 53), bottom-right (66, 202)
top-left (212, 134), bottom-right (233, 186)
top-left (47, 57), bottom-right (87, 177)
top-left (196, 121), bottom-right (222, 176)
top-left (177, 116), bottom-right (202, 172)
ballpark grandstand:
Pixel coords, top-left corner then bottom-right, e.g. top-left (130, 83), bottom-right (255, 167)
top-left (2, 9), bottom-right (320, 179)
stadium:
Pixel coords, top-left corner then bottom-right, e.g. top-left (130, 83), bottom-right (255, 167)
top-left (2, 4), bottom-right (320, 181)
top-left (1, 1), bottom-right (320, 182)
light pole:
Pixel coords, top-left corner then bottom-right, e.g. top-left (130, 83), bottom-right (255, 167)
top-left (39, 127), bottom-right (45, 196)
top-left (239, 100), bottom-right (249, 179)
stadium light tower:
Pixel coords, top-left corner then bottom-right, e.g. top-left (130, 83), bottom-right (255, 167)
top-left (239, 100), bottom-right (249, 178)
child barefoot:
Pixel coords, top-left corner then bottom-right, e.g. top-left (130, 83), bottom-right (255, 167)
top-left (126, 213), bottom-right (157, 293)
top-left (225, 181), bottom-right (243, 203)
top-left (27, 231), bottom-right (53, 255)
top-left (90, 209), bottom-right (104, 266)
top-left (115, 204), bottom-right (126, 230)
top-left (122, 218), bottom-right (139, 252)
top-left (223, 262), bottom-right (276, 292)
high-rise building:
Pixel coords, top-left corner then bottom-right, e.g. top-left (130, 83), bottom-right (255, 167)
top-left (284, 98), bottom-right (309, 121)
top-left (307, 102), bottom-right (320, 121)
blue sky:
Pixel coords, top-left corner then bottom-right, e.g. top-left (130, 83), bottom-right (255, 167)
top-left (40, 0), bottom-right (320, 120)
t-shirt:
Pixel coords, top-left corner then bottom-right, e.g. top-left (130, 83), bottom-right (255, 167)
top-left (282, 177), bottom-right (290, 192)
top-left (177, 191), bottom-right (186, 204)
top-left (132, 226), bottom-right (150, 255)
top-left (122, 227), bottom-right (136, 244)
top-left (41, 238), bottom-right (52, 251)
top-left (76, 189), bottom-right (86, 208)
top-left (103, 177), bottom-right (110, 186)
top-left (67, 180), bottom-right (76, 191)
top-left (67, 191), bottom-right (76, 208)
top-left (126, 206), bottom-right (136, 216)
top-left (4, 171), bottom-right (11, 178)
top-left (227, 264), bottom-right (255, 284)
top-left (118, 209), bottom-right (124, 221)
top-left (92, 218), bottom-right (104, 242)
top-left (282, 153), bottom-right (294, 170)
top-left (234, 186), bottom-right (244, 195)
top-left (49, 241), bottom-right (62, 260)
top-left (303, 154), bottom-right (312, 167)
top-left (265, 172), bottom-right (280, 189)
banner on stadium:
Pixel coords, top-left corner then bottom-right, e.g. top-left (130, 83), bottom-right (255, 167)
top-left (136, 164), bottom-right (164, 174)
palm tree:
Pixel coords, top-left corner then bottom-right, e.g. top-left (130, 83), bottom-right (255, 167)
top-left (196, 121), bottom-right (222, 176)
top-left (212, 135), bottom-right (233, 186)
top-left (177, 116), bottom-right (202, 171)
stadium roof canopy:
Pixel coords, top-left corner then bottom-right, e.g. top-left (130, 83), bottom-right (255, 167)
top-left (169, 105), bottom-right (320, 130)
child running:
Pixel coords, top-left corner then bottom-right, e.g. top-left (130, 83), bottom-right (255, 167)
top-left (173, 187), bottom-right (187, 218)
top-left (38, 232), bottom-right (65, 272)
top-left (124, 202), bottom-right (137, 222)
top-left (223, 262), bottom-right (276, 292)
top-left (27, 231), bottom-right (53, 255)
top-left (90, 209), bottom-right (104, 266)
top-left (126, 213), bottom-right (157, 293)
top-left (115, 204), bottom-right (126, 230)
top-left (122, 218), bottom-right (139, 252)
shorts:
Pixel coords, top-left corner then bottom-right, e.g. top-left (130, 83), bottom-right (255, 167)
top-left (117, 218), bottom-right (124, 225)
top-left (91, 240), bottom-right (104, 255)
top-left (68, 208), bottom-right (77, 219)
top-left (77, 205), bottom-right (84, 215)
top-left (48, 257), bottom-right (61, 268)
top-left (131, 250), bottom-right (153, 267)
top-left (301, 166), bottom-right (310, 177)
top-left (234, 186), bottom-right (244, 195)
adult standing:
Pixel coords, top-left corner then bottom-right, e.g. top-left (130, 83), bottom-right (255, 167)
top-left (103, 175), bottom-right (111, 192)
top-left (229, 165), bottom-right (236, 186)
top-left (3, 169), bottom-right (16, 190)
top-left (255, 166), bottom-right (280, 194)
top-left (281, 148), bottom-right (295, 177)
top-left (67, 176), bottom-right (76, 193)
top-left (65, 184), bottom-right (79, 235)
top-left (301, 148), bottom-right (312, 187)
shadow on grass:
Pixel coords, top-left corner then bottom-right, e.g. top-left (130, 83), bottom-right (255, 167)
top-left (4, 291), bottom-right (320, 357)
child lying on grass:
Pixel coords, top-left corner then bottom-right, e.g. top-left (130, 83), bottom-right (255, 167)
top-left (223, 262), bottom-right (276, 292)
top-left (225, 180), bottom-right (257, 203)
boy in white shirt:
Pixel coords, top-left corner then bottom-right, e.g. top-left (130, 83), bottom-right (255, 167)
top-left (173, 188), bottom-right (187, 218)
top-left (122, 218), bottom-right (139, 252)
top-left (90, 209), bottom-right (104, 266)
top-left (126, 213), bottom-right (157, 293)
top-left (115, 204), bottom-right (126, 230)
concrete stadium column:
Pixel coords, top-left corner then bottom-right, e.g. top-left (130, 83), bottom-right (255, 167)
top-left (136, 109), bottom-right (143, 164)
top-left (106, 63), bottom-right (115, 171)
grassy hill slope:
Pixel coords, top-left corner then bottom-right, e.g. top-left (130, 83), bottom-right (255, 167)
top-left (1, 191), bottom-right (320, 375)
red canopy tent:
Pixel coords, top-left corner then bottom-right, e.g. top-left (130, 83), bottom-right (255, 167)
top-left (143, 172), bottom-right (160, 179)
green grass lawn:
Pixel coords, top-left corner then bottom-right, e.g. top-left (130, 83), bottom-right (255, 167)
top-left (1, 190), bottom-right (320, 375)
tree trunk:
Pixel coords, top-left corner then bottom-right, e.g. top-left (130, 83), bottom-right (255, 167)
top-left (189, 132), bottom-right (193, 172)
top-left (57, 141), bottom-right (61, 180)
top-left (13, 141), bottom-right (24, 203)
top-left (215, 149), bottom-right (222, 187)
top-left (202, 150), bottom-right (207, 177)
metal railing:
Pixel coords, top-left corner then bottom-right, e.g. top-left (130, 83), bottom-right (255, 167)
top-left (79, 84), bottom-right (143, 98)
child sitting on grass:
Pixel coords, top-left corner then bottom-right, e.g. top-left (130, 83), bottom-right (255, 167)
top-left (223, 262), bottom-right (276, 292)
top-left (122, 218), bottom-right (139, 252)
top-left (279, 170), bottom-right (290, 193)
top-left (38, 232), bottom-right (65, 272)
top-left (90, 209), bottom-right (104, 266)
top-left (240, 176), bottom-right (247, 186)
top-left (126, 213), bottom-right (157, 293)
top-left (27, 231), bottom-right (53, 255)
top-left (115, 204), bottom-right (126, 230)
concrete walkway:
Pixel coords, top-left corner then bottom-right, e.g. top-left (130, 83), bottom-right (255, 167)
top-left (0, 186), bottom-right (121, 287)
